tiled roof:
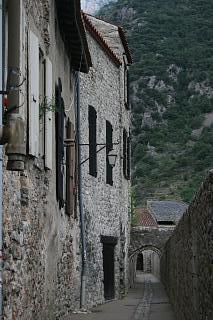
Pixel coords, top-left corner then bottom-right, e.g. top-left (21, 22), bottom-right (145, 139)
top-left (87, 14), bottom-right (133, 65)
top-left (82, 12), bottom-right (122, 67)
top-left (147, 200), bottom-right (188, 223)
top-left (135, 208), bottom-right (158, 227)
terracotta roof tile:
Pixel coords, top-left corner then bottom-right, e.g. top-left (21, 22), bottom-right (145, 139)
top-left (135, 208), bottom-right (158, 227)
top-left (82, 12), bottom-right (122, 67)
top-left (85, 13), bottom-right (133, 65)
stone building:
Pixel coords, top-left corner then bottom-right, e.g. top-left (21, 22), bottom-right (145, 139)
top-left (1, 1), bottom-right (91, 319)
top-left (79, 13), bottom-right (132, 307)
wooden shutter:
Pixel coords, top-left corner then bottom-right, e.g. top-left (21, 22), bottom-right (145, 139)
top-left (66, 119), bottom-right (75, 216)
top-left (55, 81), bottom-right (65, 208)
top-left (29, 31), bottom-right (39, 157)
top-left (88, 106), bottom-right (97, 177)
top-left (106, 120), bottom-right (113, 185)
top-left (126, 68), bottom-right (130, 109)
top-left (45, 58), bottom-right (53, 169)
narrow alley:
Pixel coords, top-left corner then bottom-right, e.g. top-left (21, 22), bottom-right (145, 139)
top-left (68, 273), bottom-right (175, 320)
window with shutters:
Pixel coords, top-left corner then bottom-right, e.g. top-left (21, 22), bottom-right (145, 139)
top-left (123, 129), bottom-right (130, 180)
top-left (55, 79), bottom-right (65, 208)
top-left (106, 121), bottom-right (113, 186)
top-left (88, 105), bottom-right (97, 177)
top-left (28, 32), bottom-right (53, 165)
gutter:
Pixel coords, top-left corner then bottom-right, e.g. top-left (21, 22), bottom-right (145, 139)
top-left (76, 72), bottom-right (87, 309)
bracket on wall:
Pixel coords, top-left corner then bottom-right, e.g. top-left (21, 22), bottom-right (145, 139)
top-left (79, 141), bottom-right (120, 166)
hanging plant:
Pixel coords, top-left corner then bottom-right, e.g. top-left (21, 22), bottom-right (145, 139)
top-left (39, 96), bottom-right (57, 118)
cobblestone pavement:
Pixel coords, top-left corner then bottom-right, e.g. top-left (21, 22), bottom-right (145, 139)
top-left (66, 273), bottom-right (175, 320)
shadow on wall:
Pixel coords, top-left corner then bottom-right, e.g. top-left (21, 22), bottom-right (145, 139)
top-left (129, 246), bottom-right (161, 287)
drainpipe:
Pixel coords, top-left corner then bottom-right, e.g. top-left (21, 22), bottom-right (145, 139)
top-left (0, 1), bottom-right (4, 318)
top-left (76, 72), bottom-right (87, 309)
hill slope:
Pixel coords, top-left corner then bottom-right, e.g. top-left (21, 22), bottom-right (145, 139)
top-left (98, 0), bottom-right (213, 205)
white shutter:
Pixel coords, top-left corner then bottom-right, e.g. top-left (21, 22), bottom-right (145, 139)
top-left (29, 31), bottom-right (39, 157)
top-left (45, 58), bottom-right (53, 169)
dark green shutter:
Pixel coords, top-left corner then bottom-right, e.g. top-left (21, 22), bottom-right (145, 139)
top-left (106, 121), bottom-right (113, 185)
top-left (127, 135), bottom-right (131, 180)
top-left (89, 106), bottom-right (97, 177)
top-left (123, 129), bottom-right (127, 178)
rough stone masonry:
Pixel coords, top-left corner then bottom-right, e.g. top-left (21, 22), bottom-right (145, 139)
top-left (161, 171), bottom-right (213, 320)
top-left (3, 1), bottom-right (82, 319)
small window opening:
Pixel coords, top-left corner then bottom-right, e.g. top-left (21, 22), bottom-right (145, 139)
top-left (158, 221), bottom-right (175, 226)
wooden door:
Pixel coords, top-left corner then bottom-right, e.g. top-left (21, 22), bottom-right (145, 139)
top-left (103, 243), bottom-right (115, 300)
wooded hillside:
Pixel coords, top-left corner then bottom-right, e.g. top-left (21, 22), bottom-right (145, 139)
top-left (99, 0), bottom-right (213, 205)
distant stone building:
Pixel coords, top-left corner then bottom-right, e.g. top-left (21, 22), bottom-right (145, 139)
top-left (79, 13), bottom-right (132, 307)
top-left (147, 200), bottom-right (188, 226)
top-left (129, 200), bottom-right (187, 285)
top-left (1, 1), bottom-right (91, 319)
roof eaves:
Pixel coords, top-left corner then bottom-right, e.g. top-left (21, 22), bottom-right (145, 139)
top-left (118, 27), bottom-right (133, 65)
top-left (56, 0), bottom-right (92, 73)
top-left (82, 12), bottom-right (122, 68)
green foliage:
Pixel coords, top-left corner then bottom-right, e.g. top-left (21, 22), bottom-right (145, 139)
top-left (39, 96), bottom-right (57, 118)
top-left (99, 0), bottom-right (213, 205)
top-left (130, 187), bottom-right (139, 226)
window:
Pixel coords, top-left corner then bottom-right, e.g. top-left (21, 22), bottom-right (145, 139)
top-left (123, 129), bottom-right (130, 180)
top-left (88, 106), bottom-right (97, 177)
top-left (158, 221), bottom-right (175, 226)
top-left (106, 120), bottom-right (113, 186)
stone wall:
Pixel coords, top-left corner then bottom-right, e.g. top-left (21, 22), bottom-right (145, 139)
top-left (3, 1), bottom-right (81, 319)
top-left (80, 29), bottom-right (130, 308)
top-left (130, 227), bottom-right (174, 257)
top-left (161, 171), bottom-right (213, 320)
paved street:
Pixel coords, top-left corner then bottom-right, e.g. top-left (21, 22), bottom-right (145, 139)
top-left (68, 273), bottom-right (175, 320)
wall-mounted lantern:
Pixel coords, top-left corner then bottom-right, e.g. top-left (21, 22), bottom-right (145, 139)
top-left (107, 150), bottom-right (117, 168)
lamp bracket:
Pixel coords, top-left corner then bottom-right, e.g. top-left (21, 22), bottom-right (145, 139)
top-left (79, 141), bottom-right (119, 166)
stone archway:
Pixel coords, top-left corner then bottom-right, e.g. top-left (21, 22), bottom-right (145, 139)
top-left (129, 245), bottom-right (162, 287)
top-left (128, 226), bottom-right (173, 288)
top-left (130, 244), bottom-right (162, 259)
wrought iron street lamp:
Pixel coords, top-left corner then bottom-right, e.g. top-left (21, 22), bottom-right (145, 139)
top-left (107, 150), bottom-right (117, 167)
